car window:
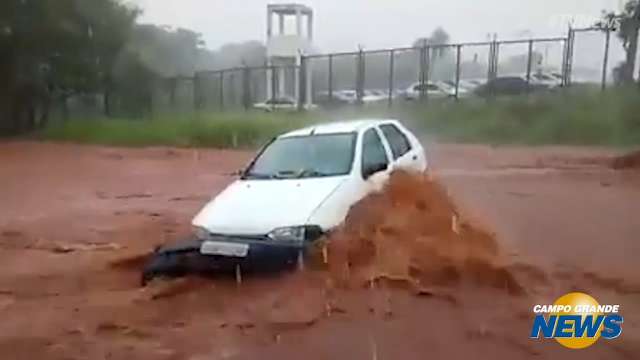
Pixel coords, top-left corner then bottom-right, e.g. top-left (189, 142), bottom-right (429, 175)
top-left (380, 124), bottom-right (412, 160)
top-left (361, 128), bottom-right (389, 177)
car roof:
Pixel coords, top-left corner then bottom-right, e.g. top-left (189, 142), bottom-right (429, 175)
top-left (280, 119), bottom-right (398, 138)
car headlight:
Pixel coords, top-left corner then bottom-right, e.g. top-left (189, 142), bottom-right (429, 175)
top-left (267, 225), bottom-right (323, 245)
top-left (193, 226), bottom-right (210, 240)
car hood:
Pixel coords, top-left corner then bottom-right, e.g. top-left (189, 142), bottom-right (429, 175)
top-left (192, 177), bottom-right (347, 235)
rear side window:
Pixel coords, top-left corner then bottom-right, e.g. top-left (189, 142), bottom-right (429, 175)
top-left (380, 124), bottom-right (412, 159)
top-left (361, 129), bottom-right (389, 176)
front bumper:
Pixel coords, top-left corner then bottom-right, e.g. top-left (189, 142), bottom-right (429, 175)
top-left (209, 235), bottom-right (304, 270)
top-left (153, 235), bottom-right (306, 273)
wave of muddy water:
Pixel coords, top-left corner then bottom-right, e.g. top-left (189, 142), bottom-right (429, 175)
top-left (319, 171), bottom-right (536, 296)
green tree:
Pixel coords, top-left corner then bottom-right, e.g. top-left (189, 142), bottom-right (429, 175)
top-left (599, 0), bottom-right (640, 84)
top-left (114, 24), bottom-right (212, 114)
top-left (0, 0), bottom-right (139, 134)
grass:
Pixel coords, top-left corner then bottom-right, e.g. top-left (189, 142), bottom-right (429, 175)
top-left (404, 87), bottom-right (640, 146)
top-left (39, 112), bottom-right (319, 148)
top-left (39, 88), bottom-right (640, 148)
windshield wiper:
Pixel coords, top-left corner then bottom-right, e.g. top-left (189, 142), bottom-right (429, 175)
top-left (243, 172), bottom-right (281, 180)
top-left (245, 170), bottom-right (333, 180)
top-left (271, 169), bottom-right (330, 179)
top-left (295, 169), bottom-right (332, 178)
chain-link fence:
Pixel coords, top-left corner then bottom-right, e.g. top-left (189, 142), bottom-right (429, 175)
top-left (153, 27), bottom-right (622, 115)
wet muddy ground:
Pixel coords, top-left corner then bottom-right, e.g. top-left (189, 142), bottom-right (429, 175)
top-left (0, 141), bottom-right (639, 359)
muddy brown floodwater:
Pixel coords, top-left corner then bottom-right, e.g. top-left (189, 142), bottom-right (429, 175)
top-left (0, 141), bottom-right (639, 360)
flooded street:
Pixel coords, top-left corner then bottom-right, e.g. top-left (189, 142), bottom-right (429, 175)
top-left (0, 141), bottom-right (638, 359)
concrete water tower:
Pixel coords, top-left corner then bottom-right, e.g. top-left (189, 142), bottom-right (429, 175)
top-left (266, 3), bottom-right (315, 104)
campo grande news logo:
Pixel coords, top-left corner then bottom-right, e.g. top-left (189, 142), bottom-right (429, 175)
top-left (530, 292), bottom-right (623, 349)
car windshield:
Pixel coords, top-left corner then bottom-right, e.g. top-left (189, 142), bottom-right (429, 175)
top-left (244, 133), bottom-right (357, 179)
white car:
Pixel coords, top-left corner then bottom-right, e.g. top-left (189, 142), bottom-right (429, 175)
top-left (403, 82), bottom-right (449, 100)
top-left (334, 90), bottom-right (358, 104)
top-left (362, 90), bottom-right (390, 104)
top-left (530, 72), bottom-right (562, 89)
top-left (253, 97), bottom-right (316, 111)
top-left (435, 81), bottom-right (467, 98)
top-left (143, 119), bottom-right (427, 282)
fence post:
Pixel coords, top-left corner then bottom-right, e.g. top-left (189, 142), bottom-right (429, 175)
top-left (526, 40), bottom-right (534, 92)
top-left (270, 65), bottom-right (277, 107)
top-left (601, 27), bottom-right (611, 91)
top-left (487, 41), bottom-right (495, 83)
top-left (562, 27), bottom-right (574, 87)
top-left (193, 73), bottom-right (200, 112)
top-left (356, 48), bottom-right (365, 105)
top-left (242, 65), bottom-right (251, 110)
top-left (487, 40), bottom-right (499, 97)
top-left (306, 57), bottom-right (313, 107)
top-left (230, 73), bottom-right (237, 108)
top-left (169, 77), bottom-right (177, 107)
top-left (298, 55), bottom-right (307, 111)
top-left (328, 54), bottom-right (334, 102)
top-left (454, 44), bottom-right (462, 99)
top-left (569, 28), bottom-right (575, 87)
top-left (355, 52), bottom-right (359, 104)
top-left (493, 42), bottom-right (500, 79)
top-left (560, 38), bottom-right (567, 87)
top-left (219, 71), bottom-right (224, 111)
top-left (419, 40), bottom-right (427, 101)
top-left (388, 49), bottom-right (395, 108)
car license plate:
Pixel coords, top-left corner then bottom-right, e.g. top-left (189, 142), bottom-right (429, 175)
top-left (200, 241), bottom-right (249, 257)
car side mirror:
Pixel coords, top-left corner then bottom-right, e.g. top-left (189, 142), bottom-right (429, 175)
top-left (363, 162), bottom-right (388, 179)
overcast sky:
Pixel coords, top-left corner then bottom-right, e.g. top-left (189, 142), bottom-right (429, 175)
top-left (130, 0), bottom-right (623, 52)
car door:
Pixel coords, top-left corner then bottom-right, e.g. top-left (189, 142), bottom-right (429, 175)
top-left (360, 127), bottom-right (392, 192)
top-left (379, 123), bottom-right (426, 172)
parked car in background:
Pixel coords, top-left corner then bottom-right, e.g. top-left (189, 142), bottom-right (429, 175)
top-left (362, 90), bottom-right (389, 104)
top-left (253, 97), bottom-right (316, 111)
top-left (317, 89), bottom-right (392, 108)
top-left (316, 89), bottom-right (393, 108)
top-left (530, 72), bottom-right (562, 89)
top-left (142, 119), bottom-right (428, 283)
top-left (253, 97), bottom-right (297, 111)
top-left (403, 82), bottom-right (449, 100)
top-left (334, 90), bottom-right (358, 104)
top-left (459, 79), bottom-right (486, 92)
top-left (315, 91), bottom-right (351, 108)
top-left (474, 76), bottom-right (547, 97)
top-left (437, 80), bottom-right (474, 98)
